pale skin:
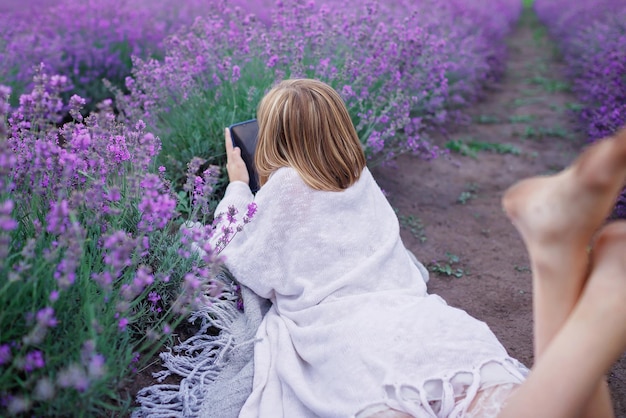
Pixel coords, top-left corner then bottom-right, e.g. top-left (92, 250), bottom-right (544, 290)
top-left (225, 127), bottom-right (250, 185)
top-left (223, 126), bottom-right (626, 417)
top-left (495, 127), bottom-right (626, 418)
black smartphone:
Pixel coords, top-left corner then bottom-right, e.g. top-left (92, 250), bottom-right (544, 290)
top-left (229, 119), bottom-right (260, 193)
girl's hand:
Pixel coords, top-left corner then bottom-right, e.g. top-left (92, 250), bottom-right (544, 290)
top-left (224, 128), bottom-right (250, 185)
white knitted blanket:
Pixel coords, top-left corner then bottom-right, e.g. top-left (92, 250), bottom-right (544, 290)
top-left (132, 260), bottom-right (428, 418)
top-left (206, 168), bottom-right (525, 417)
top-left (132, 270), bottom-right (270, 418)
top-left (134, 166), bottom-right (526, 417)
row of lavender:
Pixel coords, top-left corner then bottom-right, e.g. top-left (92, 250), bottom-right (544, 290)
top-left (118, 0), bottom-right (523, 176)
top-left (0, 70), bottom-right (226, 415)
top-left (0, 1), bottom-right (247, 415)
top-left (0, 0), bottom-right (522, 415)
top-left (534, 0), bottom-right (626, 217)
top-left (0, 0), bottom-right (221, 107)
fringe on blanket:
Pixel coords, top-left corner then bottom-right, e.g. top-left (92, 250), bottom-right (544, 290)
top-left (132, 251), bottom-right (428, 417)
top-left (132, 271), bottom-right (268, 418)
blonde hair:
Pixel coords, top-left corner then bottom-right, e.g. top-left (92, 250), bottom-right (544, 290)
top-left (255, 79), bottom-right (366, 191)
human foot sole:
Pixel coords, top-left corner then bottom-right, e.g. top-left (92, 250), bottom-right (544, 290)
top-left (502, 127), bottom-right (626, 250)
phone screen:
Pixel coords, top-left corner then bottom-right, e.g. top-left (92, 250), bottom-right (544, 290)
top-left (229, 119), bottom-right (260, 193)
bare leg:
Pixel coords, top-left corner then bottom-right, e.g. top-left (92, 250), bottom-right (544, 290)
top-left (498, 221), bottom-right (626, 418)
top-left (501, 127), bottom-right (626, 417)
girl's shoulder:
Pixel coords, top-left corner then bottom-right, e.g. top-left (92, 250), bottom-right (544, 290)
top-left (266, 166), bottom-right (300, 183)
top-left (263, 166), bottom-right (311, 194)
top-left (266, 166), bottom-right (373, 189)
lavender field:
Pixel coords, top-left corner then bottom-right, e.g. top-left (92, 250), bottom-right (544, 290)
top-left (1, 0), bottom-right (624, 416)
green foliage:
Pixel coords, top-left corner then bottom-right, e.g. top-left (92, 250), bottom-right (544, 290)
top-left (153, 59), bottom-right (273, 189)
top-left (532, 25), bottom-right (548, 44)
top-left (565, 102), bottom-right (585, 112)
top-left (518, 125), bottom-right (570, 139)
top-left (508, 114), bottom-right (535, 123)
top-left (0, 82), bottom-right (210, 415)
top-left (428, 252), bottom-right (466, 278)
top-left (445, 138), bottom-right (521, 158)
top-left (527, 75), bottom-right (570, 92)
top-left (0, 180), bottom-right (201, 416)
top-left (512, 97), bottom-right (546, 107)
top-left (457, 183), bottom-right (479, 205)
top-left (0, 71), bottom-right (26, 108)
top-left (398, 214), bottom-right (427, 243)
top-left (473, 114), bottom-right (501, 124)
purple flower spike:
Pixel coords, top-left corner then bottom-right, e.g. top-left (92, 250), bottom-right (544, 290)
top-left (232, 65), bottom-right (241, 82)
top-left (0, 200), bottom-right (17, 231)
top-left (36, 307), bottom-right (58, 328)
top-left (57, 364), bottom-right (89, 392)
top-left (246, 202), bottom-right (258, 219)
top-left (0, 344), bottom-right (12, 366)
top-left (87, 354), bottom-right (106, 379)
top-left (45, 200), bottom-right (70, 235)
top-left (118, 317), bottom-right (129, 331)
top-left (23, 350), bottom-right (45, 372)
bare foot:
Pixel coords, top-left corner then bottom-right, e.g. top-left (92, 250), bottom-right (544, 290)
top-left (502, 128), bottom-right (626, 264)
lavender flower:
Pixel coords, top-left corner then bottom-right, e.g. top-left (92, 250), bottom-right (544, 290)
top-left (69, 94), bottom-right (86, 121)
top-left (33, 377), bottom-right (55, 401)
top-left (0, 344), bottom-right (12, 366)
top-left (148, 291), bottom-right (161, 304)
top-left (45, 200), bottom-right (70, 235)
top-left (23, 350), bottom-right (45, 372)
top-left (226, 206), bottom-right (238, 224)
top-left (138, 174), bottom-right (177, 232)
top-left (232, 65), bottom-right (241, 82)
top-left (87, 354), bottom-right (106, 379)
top-left (7, 396), bottom-right (31, 414)
top-left (184, 157), bottom-right (207, 192)
top-left (245, 202), bottom-right (258, 220)
top-left (23, 307), bottom-right (58, 346)
top-left (118, 317), bottom-right (129, 331)
top-left (102, 230), bottom-right (137, 274)
top-left (57, 364), bottom-right (89, 392)
top-left (0, 200), bottom-right (17, 231)
top-left (36, 307), bottom-right (58, 328)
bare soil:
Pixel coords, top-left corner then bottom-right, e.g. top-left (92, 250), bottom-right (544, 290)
top-left (373, 10), bottom-right (626, 416)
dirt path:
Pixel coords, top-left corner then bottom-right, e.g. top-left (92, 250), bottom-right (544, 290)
top-left (374, 9), bottom-right (626, 415)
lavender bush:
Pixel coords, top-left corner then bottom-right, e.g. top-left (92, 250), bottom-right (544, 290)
top-left (534, 0), bottom-right (626, 217)
top-left (0, 0), bottom-right (219, 109)
top-left (0, 67), bottom-right (224, 416)
top-left (115, 0), bottom-right (521, 184)
top-left (0, 1), bottom-right (525, 414)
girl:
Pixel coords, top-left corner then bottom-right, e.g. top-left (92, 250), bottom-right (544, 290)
top-left (208, 78), bottom-right (626, 417)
